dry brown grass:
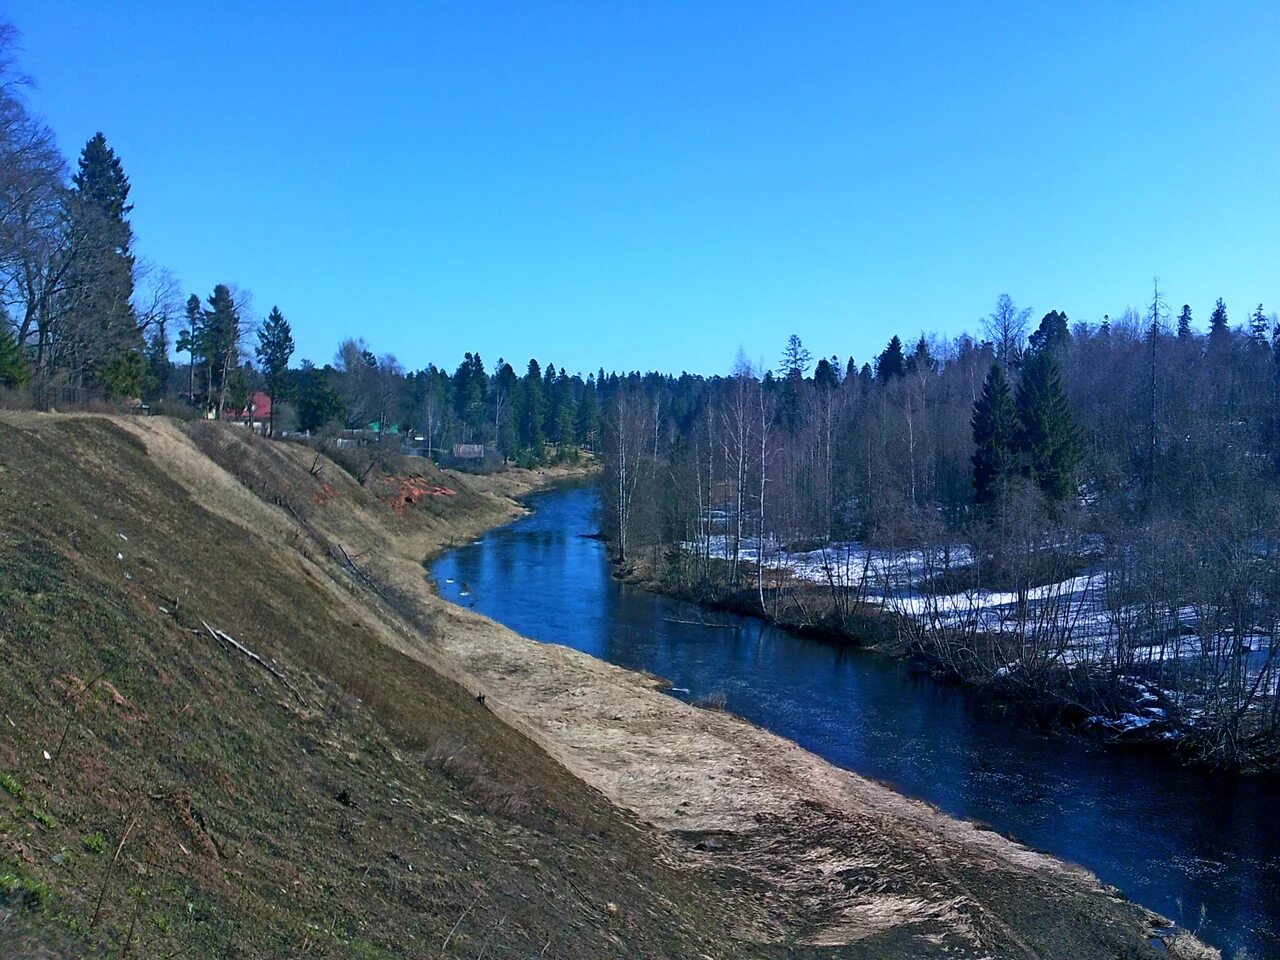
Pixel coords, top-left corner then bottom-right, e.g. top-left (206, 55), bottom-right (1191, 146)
top-left (421, 732), bottom-right (541, 821)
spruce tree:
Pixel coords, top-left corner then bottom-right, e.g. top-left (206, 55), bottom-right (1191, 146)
top-left (201, 285), bottom-right (241, 416)
top-left (493, 361), bottom-right (520, 459)
top-left (576, 375), bottom-right (600, 450)
top-left (906, 334), bottom-right (936, 374)
top-left (1250, 303), bottom-right (1269, 350)
top-left (778, 334), bottom-right (812, 379)
top-left (971, 364), bottom-right (1018, 505)
top-left (255, 306), bottom-right (295, 435)
top-left (521, 359), bottom-right (546, 455)
top-left (554, 372), bottom-right (577, 448)
top-left (452, 352), bottom-right (486, 438)
top-left (1208, 298), bottom-right (1230, 350)
top-left (65, 133), bottom-right (140, 390)
top-left (1177, 304), bottom-right (1193, 340)
top-left (1015, 350), bottom-right (1081, 502)
top-left (543, 362), bottom-right (558, 440)
top-left (876, 336), bottom-right (906, 380)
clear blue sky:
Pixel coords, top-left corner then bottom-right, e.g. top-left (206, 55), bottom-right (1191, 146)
top-left (7, 1), bottom-right (1278, 375)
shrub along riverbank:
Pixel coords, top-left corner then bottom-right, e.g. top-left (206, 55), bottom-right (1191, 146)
top-left (615, 550), bottom-right (1280, 773)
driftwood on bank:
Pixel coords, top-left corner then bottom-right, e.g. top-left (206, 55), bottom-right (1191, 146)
top-left (200, 620), bottom-right (307, 706)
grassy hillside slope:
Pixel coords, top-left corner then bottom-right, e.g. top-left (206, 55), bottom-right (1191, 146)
top-left (0, 415), bottom-right (770, 958)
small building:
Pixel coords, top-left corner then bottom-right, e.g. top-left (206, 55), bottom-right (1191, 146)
top-left (452, 443), bottom-right (485, 461)
top-left (221, 391), bottom-right (273, 433)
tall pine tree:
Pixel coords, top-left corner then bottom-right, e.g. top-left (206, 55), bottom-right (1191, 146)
top-left (876, 336), bottom-right (906, 380)
top-left (521, 359), bottom-right (546, 456)
top-left (1176, 304), bottom-right (1193, 340)
top-left (1015, 350), bottom-right (1081, 502)
top-left (1208, 298), bottom-right (1230, 351)
top-left (202, 285), bottom-right (241, 416)
top-left (255, 306), bottom-right (295, 435)
top-left (1250, 303), bottom-right (1269, 351)
top-left (971, 364), bottom-right (1018, 505)
top-left (907, 335), bottom-right (936, 374)
top-left (576, 374), bottom-right (600, 450)
top-left (65, 133), bottom-right (140, 393)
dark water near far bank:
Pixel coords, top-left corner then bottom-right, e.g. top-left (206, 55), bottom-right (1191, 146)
top-left (431, 483), bottom-right (1280, 958)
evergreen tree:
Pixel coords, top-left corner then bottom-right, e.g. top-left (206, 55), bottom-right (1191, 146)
top-left (1027, 310), bottom-right (1069, 355)
top-left (845, 356), bottom-right (857, 381)
top-left (1015, 350), bottom-right (1081, 502)
top-left (1250, 303), bottom-right (1269, 350)
top-left (576, 374), bottom-right (600, 450)
top-left (971, 364), bottom-right (1018, 505)
top-left (452, 352), bottom-right (487, 439)
top-left (906, 334), bottom-right (936, 374)
top-left (776, 334), bottom-right (811, 426)
top-left (1176, 304), bottom-right (1193, 340)
top-left (64, 133), bottom-right (140, 391)
top-left (295, 360), bottom-right (344, 432)
top-left (227, 363), bottom-right (250, 416)
top-left (175, 294), bottom-right (201, 403)
top-left (201, 284), bottom-right (241, 415)
top-left (778, 334), bottom-right (812, 379)
top-left (99, 349), bottom-right (144, 399)
top-left (542, 363), bottom-right (559, 441)
top-left (0, 321), bottom-right (29, 388)
top-left (1208, 298), bottom-right (1230, 350)
top-left (876, 335), bottom-right (906, 380)
top-left (145, 312), bottom-right (170, 400)
top-left (553, 371), bottom-right (576, 447)
top-left (255, 306), bottom-right (295, 435)
top-left (493, 360), bottom-right (520, 459)
top-left (814, 357), bottom-right (838, 391)
top-left (521, 359), bottom-right (546, 455)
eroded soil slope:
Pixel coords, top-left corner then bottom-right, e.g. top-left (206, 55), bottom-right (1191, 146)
top-left (0, 415), bottom-right (772, 958)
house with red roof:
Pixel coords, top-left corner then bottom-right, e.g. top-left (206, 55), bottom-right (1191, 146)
top-left (221, 390), bottom-right (273, 434)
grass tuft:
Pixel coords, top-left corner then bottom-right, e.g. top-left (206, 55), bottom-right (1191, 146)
top-left (0, 773), bottom-right (25, 800)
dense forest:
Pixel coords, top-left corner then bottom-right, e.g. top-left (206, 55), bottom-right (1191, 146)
top-left (4, 22), bottom-right (1278, 770)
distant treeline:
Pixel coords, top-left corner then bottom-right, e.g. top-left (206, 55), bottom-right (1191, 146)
top-left (595, 295), bottom-right (1280, 768)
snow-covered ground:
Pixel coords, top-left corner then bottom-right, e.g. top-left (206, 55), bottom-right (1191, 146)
top-left (688, 534), bottom-right (1278, 680)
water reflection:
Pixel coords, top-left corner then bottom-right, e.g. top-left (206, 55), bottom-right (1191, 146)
top-left (431, 483), bottom-right (1279, 957)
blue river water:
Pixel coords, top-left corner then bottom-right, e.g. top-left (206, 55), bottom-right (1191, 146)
top-left (430, 483), bottom-right (1279, 958)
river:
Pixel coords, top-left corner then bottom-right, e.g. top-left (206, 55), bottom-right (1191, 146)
top-left (430, 483), bottom-right (1280, 958)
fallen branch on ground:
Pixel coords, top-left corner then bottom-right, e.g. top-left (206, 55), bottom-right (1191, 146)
top-left (200, 620), bottom-right (307, 706)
